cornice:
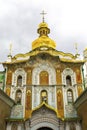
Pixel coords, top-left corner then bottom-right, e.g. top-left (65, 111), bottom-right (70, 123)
top-left (2, 47), bottom-right (84, 65)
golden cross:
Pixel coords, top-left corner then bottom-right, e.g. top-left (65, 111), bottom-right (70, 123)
top-left (40, 10), bottom-right (47, 22)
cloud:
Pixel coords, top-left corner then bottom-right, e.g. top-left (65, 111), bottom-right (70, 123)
top-left (0, 0), bottom-right (87, 70)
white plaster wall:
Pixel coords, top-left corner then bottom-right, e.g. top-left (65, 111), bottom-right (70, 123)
top-left (32, 86), bottom-right (56, 109)
top-left (62, 68), bottom-right (77, 116)
top-left (6, 123), bottom-right (11, 130)
top-left (32, 63), bottom-right (56, 109)
top-left (10, 68), bottom-right (27, 118)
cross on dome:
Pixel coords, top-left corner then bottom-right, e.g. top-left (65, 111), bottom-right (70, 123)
top-left (40, 10), bottom-right (47, 22)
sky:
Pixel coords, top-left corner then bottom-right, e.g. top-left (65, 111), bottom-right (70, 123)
top-left (0, 0), bottom-right (87, 70)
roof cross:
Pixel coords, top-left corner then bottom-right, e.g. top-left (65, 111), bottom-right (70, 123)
top-left (40, 10), bottom-right (47, 22)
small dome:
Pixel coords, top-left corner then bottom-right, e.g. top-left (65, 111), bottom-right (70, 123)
top-left (38, 22), bottom-right (48, 28)
top-left (32, 36), bottom-right (56, 50)
top-left (37, 22), bottom-right (50, 36)
top-left (32, 21), bottom-right (56, 50)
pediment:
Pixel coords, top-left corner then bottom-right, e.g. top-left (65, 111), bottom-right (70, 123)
top-left (26, 102), bottom-right (63, 128)
top-left (28, 52), bottom-right (61, 67)
top-left (32, 102), bottom-right (57, 117)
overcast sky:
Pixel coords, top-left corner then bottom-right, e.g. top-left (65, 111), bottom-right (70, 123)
top-left (0, 0), bottom-right (87, 70)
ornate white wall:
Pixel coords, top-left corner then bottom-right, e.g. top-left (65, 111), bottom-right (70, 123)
top-left (10, 68), bottom-right (26, 118)
top-left (62, 68), bottom-right (78, 118)
top-left (32, 63), bottom-right (56, 109)
top-left (32, 63), bottom-right (56, 85)
top-left (32, 86), bottom-right (56, 108)
top-left (12, 68), bottom-right (26, 87)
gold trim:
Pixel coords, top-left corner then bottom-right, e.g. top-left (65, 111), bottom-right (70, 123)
top-left (3, 47), bottom-right (84, 64)
top-left (32, 101), bottom-right (59, 117)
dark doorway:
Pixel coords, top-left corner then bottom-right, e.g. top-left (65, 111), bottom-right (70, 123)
top-left (37, 127), bottom-right (53, 130)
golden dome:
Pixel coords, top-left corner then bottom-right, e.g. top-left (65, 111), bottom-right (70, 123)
top-left (32, 36), bottom-right (56, 50)
top-left (38, 22), bottom-right (48, 28)
top-left (32, 21), bottom-right (56, 50)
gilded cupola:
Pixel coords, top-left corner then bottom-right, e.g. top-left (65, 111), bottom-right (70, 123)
top-left (32, 11), bottom-right (56, 50)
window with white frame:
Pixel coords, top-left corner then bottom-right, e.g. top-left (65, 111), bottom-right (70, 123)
top-left (15, 89), bottom-right (22, 104)
top-left (66, 75), bottom-right (72, 86)
top-left (67, 89), bottom-right (73, 104)
top-left (17, 75), bottom-right (22, 86)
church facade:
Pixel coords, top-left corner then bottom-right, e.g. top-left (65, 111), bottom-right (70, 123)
top-left (1, 16), bottom-right (87, 130)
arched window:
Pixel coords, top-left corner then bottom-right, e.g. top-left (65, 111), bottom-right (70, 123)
top-left (15, 90), bottom-right (22, 104)
top-left (66, 75), bottom-right (72, 86)
top-left (11, 124), bottom-right (17, 130)
top-left (41, 90), bottom-right (48, 103)
top-left (67, 89), bottom-right (73, 104)
top-left (40, 71), bottom-right (49, 85)
top-left (17, 75), bottom-right (22, 86)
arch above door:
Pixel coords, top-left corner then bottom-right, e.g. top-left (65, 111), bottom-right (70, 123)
top-left (37, 127), bottom-right (53, 130)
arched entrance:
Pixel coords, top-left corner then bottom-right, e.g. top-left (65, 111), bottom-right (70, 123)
top-left (29, 104), bottom-right (60, 130)
top-left (37, 127), bottom-right (53, 130)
